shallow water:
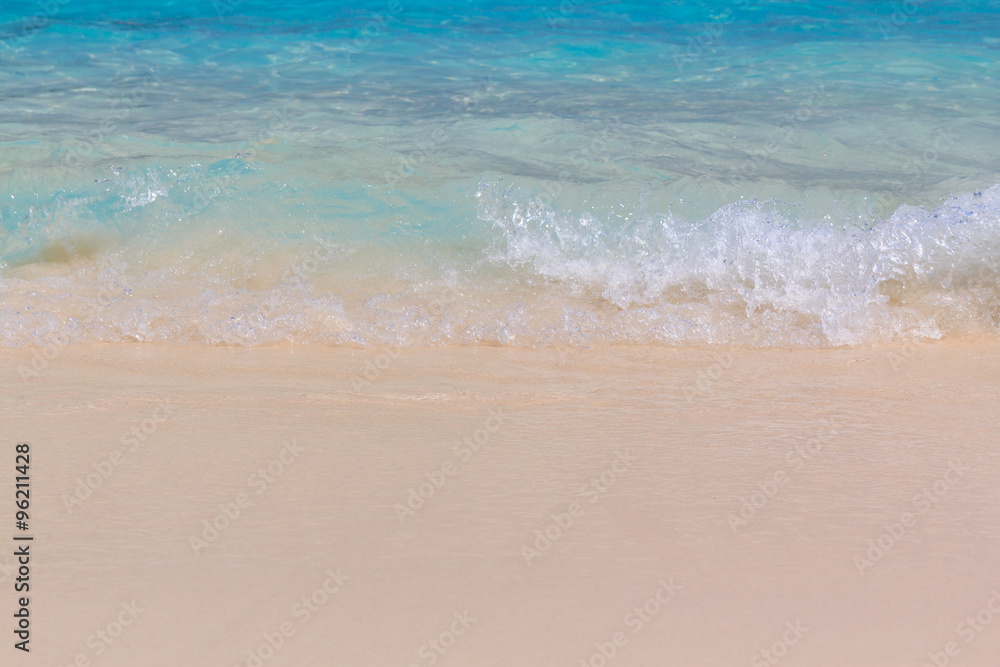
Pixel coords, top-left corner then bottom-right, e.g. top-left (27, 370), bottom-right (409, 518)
top-left (2, 0), bottom-right (1000, 346)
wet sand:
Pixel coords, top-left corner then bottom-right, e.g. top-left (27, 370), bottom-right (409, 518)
top-left (2, 341), bottom-right (999, 666)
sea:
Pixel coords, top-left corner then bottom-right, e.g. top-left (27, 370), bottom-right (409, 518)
top-left (2, 0), bottom-right (999, 347)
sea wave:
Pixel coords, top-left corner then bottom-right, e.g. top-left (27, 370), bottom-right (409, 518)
top-left (1, 179), bottom-right (999, 348)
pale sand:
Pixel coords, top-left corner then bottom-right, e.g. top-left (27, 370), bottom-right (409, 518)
top-left (2, 341), bottom-right (999, 666)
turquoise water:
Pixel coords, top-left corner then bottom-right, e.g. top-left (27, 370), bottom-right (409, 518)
top-left (1, 0), bottom-right (999, 346)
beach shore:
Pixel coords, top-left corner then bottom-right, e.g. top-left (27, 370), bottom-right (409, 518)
top-left (3, 341), bottom-right (998, 666)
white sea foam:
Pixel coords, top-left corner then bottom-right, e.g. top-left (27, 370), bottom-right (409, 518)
top-left (2, 178), bottom-right (999, 348)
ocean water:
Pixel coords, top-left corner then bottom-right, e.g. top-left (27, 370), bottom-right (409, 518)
top-left (2, 0), bottom-right (999, 347)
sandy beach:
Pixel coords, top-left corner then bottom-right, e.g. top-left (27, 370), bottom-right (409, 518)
top-left (2, 341), bottom-right (998, 666)
top-left (5, 0), bottom-right (1000, 664)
